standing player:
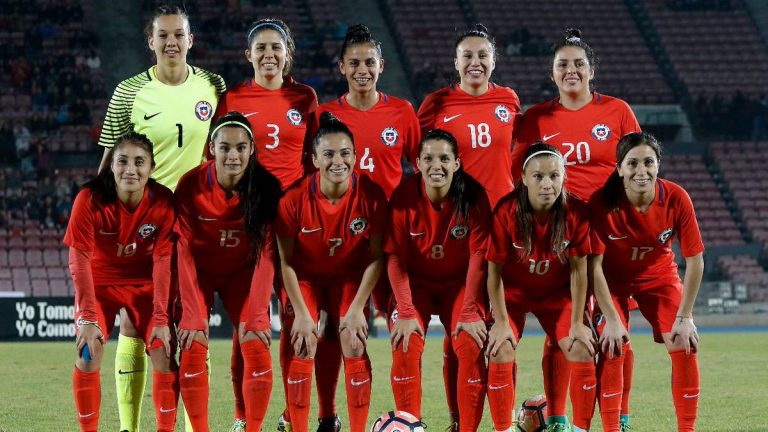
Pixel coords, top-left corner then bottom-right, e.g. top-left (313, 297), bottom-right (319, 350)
top-left (97, 5), bottom-right (225, 432)
top-left (174, 113), bottom-right (282, 432)
top-left (590, 132), bottom-right (703, 432)
top-left (67, 132), bottom-right (178, 432)
top-left (387, 130), bottom-right (489, 431)
top-left (214, 18), bottom-right (317, 431)
top-left (511, 28), bottom-right (640, 432)
top-left (485, 143), bottom-right (595, 432)
top-left (417, 24), bottom-right (520, 428)
top-left (307, 24), bottom-right (421, 431)
top-left (276, 112), bottom-right (387, 432)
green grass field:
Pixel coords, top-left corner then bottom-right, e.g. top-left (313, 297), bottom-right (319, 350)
top-left (0, 332), bottom-right (765, 431)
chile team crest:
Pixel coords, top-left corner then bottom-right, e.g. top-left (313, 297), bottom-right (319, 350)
top-left (195, 101), bottom-right (213, 121)
top-left (494, 104), bottom-right (511, 123)
top-left (286, 109), bottom-right (303, 126)
top-left (381, 127), bottom-right (399, 147)
top-left (450, 225), bottom-right (469, 240)
top-left (349, 217), bottom-right (368, 235)
top-left (658, 227), bottom-right (674, 244)
top-left (138, 223), bottom-right (157, 240)
top-left (591, 124), bottom-right (611, 141)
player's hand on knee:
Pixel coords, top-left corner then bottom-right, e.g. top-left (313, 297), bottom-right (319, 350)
top-left (177, 328), bottom-right (207, 350)
top-left (291, 314), bottom-right (318, 358)
top-left (453, 320), bottom-right (488, 348)
top-left (486, 320), bottom-right (516, 358)
top-left (76, 322), bottom-right (105, 360)
top-left (670, 316), bottom-right (699, 355)
top-left (242, 328), bottom-right (272, 348)
top-left (149, 325), bottom-right (174, 358)
top-left (599, 319), bottom-right (629, 359)
top-left (339, 308), bottom-right (369, 352)
top-left (390, 317), bottom-right (424, 352)
top-left (568, 322), bottom-right (597, 357)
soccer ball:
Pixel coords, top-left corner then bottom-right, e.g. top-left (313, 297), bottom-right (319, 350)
top-left (516, 394), bottom-right (548, 432)
top-left (370, 411), bottom-right (424, 432)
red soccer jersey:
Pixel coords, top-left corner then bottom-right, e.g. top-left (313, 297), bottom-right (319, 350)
top-left (385, 175), bottom-right (489, 283)
top-left (512, 93), bottom-right (640, 201)
top-left (64, 182), bottom-right (174, 286)
top-left (589, 178), bottom-right (704, 291)
top-left (313, 93), bottom-right (420, 198)
top-left (418, 83), bottom-right (521, 208)
top-left (275, 173), bottom-right (387, 281)
top-left (216, 76), bottom-right (318, 190)
top-left (486, 195), bottom-right (591, 304)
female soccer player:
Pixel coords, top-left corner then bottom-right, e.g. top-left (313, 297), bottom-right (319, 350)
top-left (308, 24), bottom-right (421, 430)
top-left (216, 18), bottom-right (318, 190)
top-left (66, 132), bottom-right (178, 432)
top-left (417, 24), bottom-right (520, 427)
top-left (485, 143), bottom-right (596, 432)
top-left (387, 129), bottom-right (489, 431)
top-left (590, 132), bottom-right (703, 432)
top-left (174, 113), bottom-right (282, 432)
top-left (215, 18), bottom-right (317, 431)
top-left (511, 28), bottom-right (640, 431)
top-left (97, 6), bottom-right (225, 430)
top-left (276, 112), bottom-right (387, 432)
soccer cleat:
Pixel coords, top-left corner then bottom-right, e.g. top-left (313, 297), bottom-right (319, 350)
top-left (316, 416), bottom-right (341, 432)
top-left (231, 418), bottom-right (246, 432)
top-left (546, 423), bottom-right (572, 432)
top-left (619, 422), bottom-right (632, 432)
top-left (444, 419), bottom-right (458, 432)
top-left (278, 413), bottom-right (292, 432)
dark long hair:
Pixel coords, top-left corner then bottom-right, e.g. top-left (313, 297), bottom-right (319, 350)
top-left (210, 112), bottom-right (283, 261)
top-left (419, 129), bottom-right (482, 224)
top-left (84, 132), bottom-right (156, 203)
top-left (512, 142), bottom-right (569, 263)
top-left (600, 131), bottom-right (663, 211)
top-left (311, 111), bottom-right (355, 154)
top-left (340, 24), bottom-right (383, 59)
top-left (551, 28), bottom-right (598, 90)
top-left (246, 18), bottom-right (295, 75)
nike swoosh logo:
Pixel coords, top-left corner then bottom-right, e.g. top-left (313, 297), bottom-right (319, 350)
top-left (602, 391), bottom-right (621, 398)
top-left (244, 112), bottom-right (259, 118)
top-left (512, 242), bottom-right (524, 249)
top-left (78, 412), bottom-right (95, 418)
top-left (683, 393), bottom-right (699, 399)
top-left (301, 227), bottom-right (322, 234)
top-left (392, 376), bottom-right (414, 382)
top-left (160, 407), bottom-right (177, 413)
top-left (144, 112), bottom-right (161, 120)
top-left (583, 384), bottom-right (596, 390)
top-left (99, 230), bottom-right (118, 235)
top-left (467, 378), bottom-right (482, 384)
top-left (608, 234), bottom-right (629, 240)
top-left (287, 378), bottom-right (308, 385)
top-left (443, 114), bottom-right (462, 123)
top-left (488, 384), bottom-right (508, 390)
top-left (542, 132), bottom-right (560, 141)
top-left (197, 215), bottom-right (217, 221)
top-left (252, 369), bottom-right (272, 377)
top-left (118, 369), bottom-right (144, 375)
top-left (184, 371), bottom-right (205, 378)
top-left (409, 232), bottom-right (425, 237)
top-left (351, 378), bottom-right (370, 386)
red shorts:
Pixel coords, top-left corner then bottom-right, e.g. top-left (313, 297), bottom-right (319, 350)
top-left (197, 269), bottom-right (252, 325)
top-left (75, 284), bottom-right (155, 343)
top-left (502, 295), bottom-right (573, 343)
top-left (387, 281), bottom-right (467, 333)
top-left (281, 277), bottom-right (366, 325)
top-left (612, 283), bottom-right (682, 343)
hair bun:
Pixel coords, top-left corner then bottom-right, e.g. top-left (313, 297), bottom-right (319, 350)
top-left (346, 24), bottom-right (371, 40)
top-left (564, 27), bottom-right (583, 40)
top-left (318, 111), bottom-right (340, 127)
top-left (474, 23), bottom-right (489, 34)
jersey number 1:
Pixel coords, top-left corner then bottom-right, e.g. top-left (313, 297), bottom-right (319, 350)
top-left (175, 123), bottom-right (183, 148)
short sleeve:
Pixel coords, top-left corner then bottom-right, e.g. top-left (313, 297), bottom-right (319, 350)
top-left (63, 190), bottom-right (95, 252)
top-left (486, 203), bottom-right (512, 264)
top-left (275, 191), bottom-right (300, 239)
top-left (674, 188), bottom-right (705, 257)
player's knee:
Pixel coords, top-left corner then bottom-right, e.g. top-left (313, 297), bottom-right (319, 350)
top-left (491, 341), bottom-right (516, 363)
top-left (340, 332), bottom-right (366, 358)
top-left (148, 349), bottom-right (176, 373)
top-left (563, 341), bottom-right (593, 362)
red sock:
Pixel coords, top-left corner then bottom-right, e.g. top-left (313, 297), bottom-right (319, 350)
top-left (442, 335), bottom-right (459, 416)
top-left (454, 332), bottom-right (486, 432)
top-left (542, 339), bottom-right (570, 418)
top-left (232, 331), bottom-right (246, 420)
top-left (569, 361), bottom-right (597, 431)
top-left (73, 367), bottom-right (100, 432)
top-left (344, 355), bottom-right (372, 432)
top-left (487, 361), bottom-right (515, 431)
top-left (621, 344), bottom-right (634, 416)
top-left (279, 318), bottom-right (293, 422)
top-left (153, 370), bottom-right (180, 432)
top-left (391, 334), bottom-right (424, 418)
top-left (180, 341), bottom-right (210, 432)
top-left (241, 340), bottom-right (273, 432)
top-left (315, 331), bottom-right (342, 419)
top-left (287, 357), bottom-right (314, 432)
top-left (598, 354), bottom-right (623, 432)
top-left (670, 350), bottom-right (699, 432)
